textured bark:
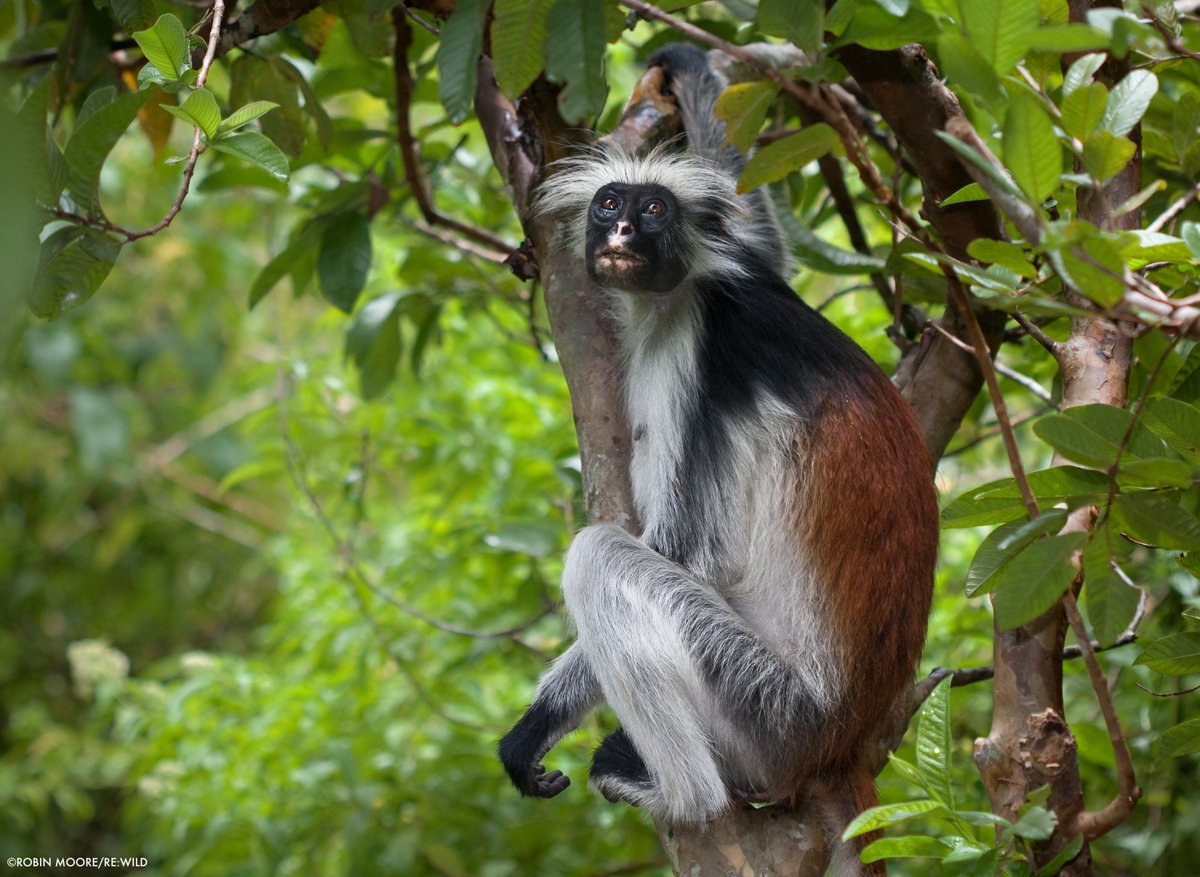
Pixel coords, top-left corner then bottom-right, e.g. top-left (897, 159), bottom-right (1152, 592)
top-left (658, 806), bottom-right (827, 877)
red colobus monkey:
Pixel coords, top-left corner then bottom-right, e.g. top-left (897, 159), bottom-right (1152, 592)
top-left (499, 44), bottom-right (938, 873)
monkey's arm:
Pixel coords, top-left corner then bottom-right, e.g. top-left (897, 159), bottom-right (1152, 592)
top-left (498, 642), bottom-right (603, 798)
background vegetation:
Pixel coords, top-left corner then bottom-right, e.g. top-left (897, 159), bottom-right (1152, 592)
top-left (2, 1), bottom-right (1199, 875)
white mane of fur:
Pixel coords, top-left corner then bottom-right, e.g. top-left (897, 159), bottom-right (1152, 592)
top-left (533, 147), bottom-right (755, 282)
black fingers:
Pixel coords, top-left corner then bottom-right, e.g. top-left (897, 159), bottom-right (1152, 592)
top-left (534, 766), bottom-right (571, 798)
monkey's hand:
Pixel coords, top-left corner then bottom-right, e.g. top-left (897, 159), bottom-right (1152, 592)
top-left (498, 719), bottom-right (571, 799)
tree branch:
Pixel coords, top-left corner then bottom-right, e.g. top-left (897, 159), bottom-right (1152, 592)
top-left (392, 10), bottom-right (519, 260)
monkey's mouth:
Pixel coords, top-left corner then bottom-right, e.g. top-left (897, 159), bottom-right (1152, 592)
top-left (594, 248), bottom-right (645, 272)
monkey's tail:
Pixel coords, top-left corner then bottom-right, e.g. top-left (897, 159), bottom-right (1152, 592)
top-left (815, 766), bottom-right (886, 877)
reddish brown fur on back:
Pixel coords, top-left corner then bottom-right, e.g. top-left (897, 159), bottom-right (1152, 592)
top-left (799, 369), bottom-right (939, 775)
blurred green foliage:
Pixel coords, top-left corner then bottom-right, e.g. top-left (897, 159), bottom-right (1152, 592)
top-left (3, 0), bottom-right (1200, 876)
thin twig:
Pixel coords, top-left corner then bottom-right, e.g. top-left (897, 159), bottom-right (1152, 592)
top-left (909, 633), bottom-right (1140, 713)
top-left (1011, 311), bottom-right (1061, 356)
top-left (995, 361), bottom-right (1052, 403)
top-left (945, 269), bottom-right (1040, 518)
top-left (53, 1), bottom-right (226, 242)
top-left (1146, 182), bottom-right (1200, 234)
top-left (1064, 590), bottom-right (1143, 839)
top-left (943, 406), bottom-right (1050, 457)
top-left (392, 9), bottom-right (518, 258)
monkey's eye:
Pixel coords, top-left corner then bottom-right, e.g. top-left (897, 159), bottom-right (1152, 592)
top-left (643, 200), bottom-right (665, 216)
top-left (599, 196), bottom-right (619, 212)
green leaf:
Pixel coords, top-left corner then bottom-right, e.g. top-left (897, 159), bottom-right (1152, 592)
top-left (1123, 230), bottom-right (1193, 265)
top-left (1111, 493), bottom-right (1200, 551)
top-left (219, 101), bottom-right (281, 135)
top-left (991, 533), bottom-right (1086, 630)
top-left (1054, 231), bottom-right (1129, 306)
top-left (942, 467), bottom-right (1112, 528)
top-left (1060, 82), bottom-right (1108, 141)
top-left (916, 676), bottom-right (954, 809)
top-left (1099, 70), bottom-right (1158, 138)
top-left (1062, 53), bottom-right (1106, 97)
top-left (1082, 130), bottom-right (1137, 183)
top-left (1036, 835), bottom-right (1086, 876)
top-left (210, 131), bottom-right (289, 181)
top-left (1006, 804), bottom-right (1057, 841)
top-left (229, 56), bottom-right (306, 157)
top-left (1084, 534), bottom-right (1140, 646)
top-left (1171, 91), bottom-right (1200, 163)
top-left (408, 302), bottom-right (443, 379)
top-left (132, 13), bottom-right (190, 81)
top-left (29, 227), bottom-right (122, 319)
top-left (738, 125), bottom-right (838, 192)
top-left (97, 0), bottom-right (158, 32)
top-left (543, 0), bottom-right (608, 124)
top-left (714, 81), bottom-right (779, 155)
top-left (1024, 24), bottom-right (1108, 52)
top-left (436, 0), bottom-right (488, 124)
top-left (344, 293), bottom-right (401, 364)
top-left (318, 213), bottom-right (373, 313)
top-left (758, 0), bottom-right (824, 54)
top-left (942, 844), bottom-right (1002, 877)
top-left (492, 0), bottom-right (555, 99)
top-left (63, 89), bottom-right (153, 215)
top-left (771, 191), bottom-right (886, 274)
top-left (1172, 343), bottom-right (1200, 403)
top-left (967, 238), bottom-right (1037, 278)
top-left (936, 32), bottom-right (1004, 109)
top-left (1157, 717), bottom-right (1200, 757)
top-left (1135, 632), bottom-right (1200, 675)
top-left (1033, 405), bottom-right (1138, 468)
top-left (842, 800), bottom-right (946, 839)
top-left (1117, 459), bottom-right (1195, 489)
top-left (862, 836), bottom-right (953, 863)
top-left (1142, 398), bottom-right (1200, 464)
top-left (1004, 92), bottom-right (1061, 203)
top-left (162, 88), bottom-right (221, 139)
top-left (885, 753), bottom-right (925, 787)
top-left (943, 183), bottom-right (988, 206)
top-left (962, 0), bottom-right (1039, 75)
top-left (249, 223), bottom-right (322, 308)
top-left (967, 511), bottom-right (1069, 597)
top-left (357, 310), bottom-right (402, 399)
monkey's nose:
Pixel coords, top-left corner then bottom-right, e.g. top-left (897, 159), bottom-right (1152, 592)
top-left (614, 221), bottom-right (634, 238)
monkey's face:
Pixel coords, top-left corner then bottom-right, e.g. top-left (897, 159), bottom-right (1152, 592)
top-left (585, 183), bottom-right (688, 294)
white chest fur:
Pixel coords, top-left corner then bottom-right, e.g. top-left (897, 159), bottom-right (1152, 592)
top-left (619, 294), bottom-right (702, 540)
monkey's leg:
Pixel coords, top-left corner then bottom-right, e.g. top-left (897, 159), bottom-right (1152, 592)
top-left (590, 728), bottom-right (652, 802)
top-left (562, 523), bottom-right (814, 825)
top-left (498, 643), bottom-right (603, 798)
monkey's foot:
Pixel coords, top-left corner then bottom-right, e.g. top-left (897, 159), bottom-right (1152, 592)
top-left (589, 728), bottom-right (654, 805)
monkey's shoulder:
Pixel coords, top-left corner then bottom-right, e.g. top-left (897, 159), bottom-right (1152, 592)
top-left (693, 267), bottom-right (890, 414)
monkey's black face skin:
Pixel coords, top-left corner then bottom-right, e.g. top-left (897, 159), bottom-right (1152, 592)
top-left (585, 183), bottom-right (688, 293)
